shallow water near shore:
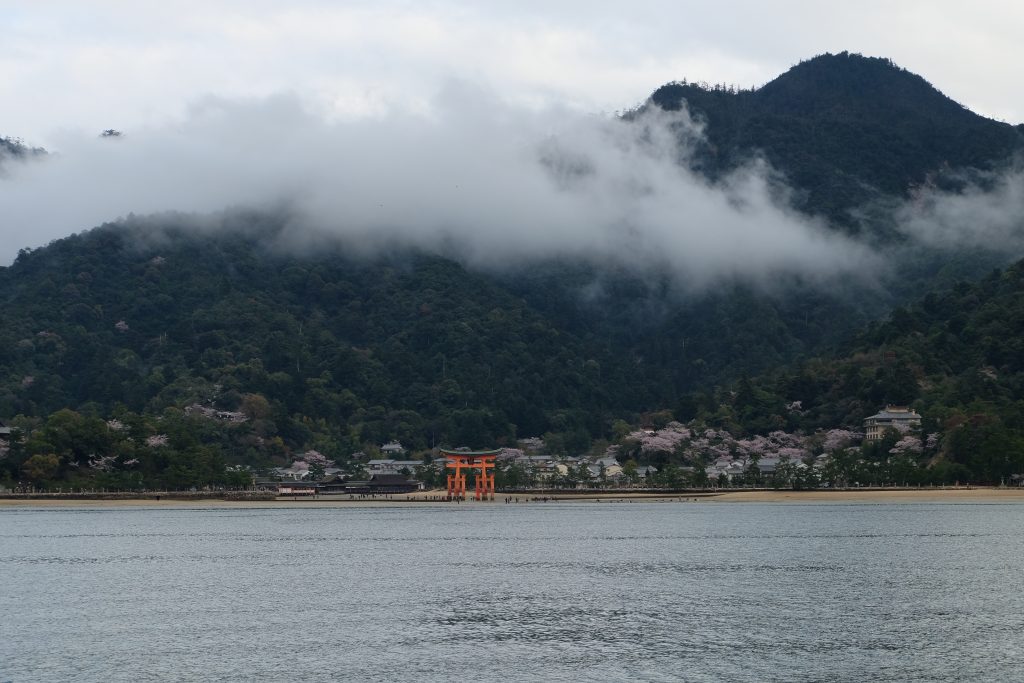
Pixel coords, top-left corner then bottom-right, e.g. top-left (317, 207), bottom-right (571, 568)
top-left (2, 502), bottom-right (1023, 682)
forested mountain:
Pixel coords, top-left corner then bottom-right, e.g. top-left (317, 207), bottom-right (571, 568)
top-left (509, 52), bottom-right (1024, 397)
top-left (688, 260), bottom-right (1024, 482)
top-left (648, 52), bottom-right (1024, 229)
top-left (1, 218), bottom-right (674, 448)
top-left (2, 52), bottom-right (1023, 487)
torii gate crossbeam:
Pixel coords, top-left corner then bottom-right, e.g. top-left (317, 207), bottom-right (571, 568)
top-left (441, 449), bottom-right (499, 501)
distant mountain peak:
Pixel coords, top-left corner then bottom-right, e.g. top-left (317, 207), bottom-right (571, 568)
top-left (647, 53), bottom-right (1024, 224)
top-left (756, 51), bottom-right (967, 117)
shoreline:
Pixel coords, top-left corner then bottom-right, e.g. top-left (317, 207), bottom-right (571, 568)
top-left (2, 487), bottom-right (1024, 508)
top-left (704, 488), bottom-right (1024, 503)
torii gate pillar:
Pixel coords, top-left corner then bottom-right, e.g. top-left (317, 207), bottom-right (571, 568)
top-left (442, 450), bottom-right (498, 501)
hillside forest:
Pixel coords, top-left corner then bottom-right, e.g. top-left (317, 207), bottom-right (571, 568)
top-left (2, 53), bottom-right (1024, 490)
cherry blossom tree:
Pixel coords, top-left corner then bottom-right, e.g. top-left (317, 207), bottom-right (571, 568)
top-left (822, 429), bottom-right (860, 453)
top-left (302, 450), bottom-right (333, 468)
top-left (628, 422), bottom-right (691, 455)
top-left (735, 435), bottom-right (770, 459)
top-left (777, 447), bottom-right (807, 461)
top-left (498, 447), bottom-right (525, 461)
top-left (889, 436), bottom-right (923, 455)
top-left (298, 450), bottom-right (333, 479)
top-left (767, 431), bottom-right (805, 449)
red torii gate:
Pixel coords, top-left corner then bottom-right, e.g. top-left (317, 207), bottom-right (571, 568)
top-left (441, 449), bottom-right (499, 501)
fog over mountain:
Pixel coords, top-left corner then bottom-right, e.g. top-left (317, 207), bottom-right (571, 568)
top-left (896, 167), bottom-right (1024, 249)
top-left (4, 73), bottom-right (1024, 291)
top-left (2, 85), bottom-right (878, 287)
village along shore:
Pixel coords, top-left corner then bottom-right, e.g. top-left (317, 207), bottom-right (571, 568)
top-left (2, 486), bottom-right (1024, 508)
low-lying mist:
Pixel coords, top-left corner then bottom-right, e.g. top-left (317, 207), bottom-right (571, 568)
top-left (896, 166), bottom-right (1024, 250)
top-left (2, 84), bottom-right (1022, 292)
top-left (1, 86), bottom-right (875, 287)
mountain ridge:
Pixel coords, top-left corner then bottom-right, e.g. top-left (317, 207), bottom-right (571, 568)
top-left (648, 52), bottom-right (1024, 226)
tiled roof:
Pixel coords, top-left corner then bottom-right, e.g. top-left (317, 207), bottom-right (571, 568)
top-left (865, 409), bottom-right (921, 421)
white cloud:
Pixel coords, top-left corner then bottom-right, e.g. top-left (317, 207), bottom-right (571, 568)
top-left (0, 88), bottom-right (875, 287)
top-left (896, 168), bottom-right (1024, 249)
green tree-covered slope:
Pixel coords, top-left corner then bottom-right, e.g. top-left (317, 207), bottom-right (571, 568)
top-left (649, 52), bottom-right (1024, 227)
top-left (0, 218), bottom-right (676, 450)
top-left (695, 261), bottom-right (1024, 481)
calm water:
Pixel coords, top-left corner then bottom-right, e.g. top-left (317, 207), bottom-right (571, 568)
top-left (2, 501), bottom-right (1023, 682)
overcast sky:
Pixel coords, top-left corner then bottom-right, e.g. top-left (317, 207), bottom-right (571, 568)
top-left (3, 0), bottom-right (1023, 146)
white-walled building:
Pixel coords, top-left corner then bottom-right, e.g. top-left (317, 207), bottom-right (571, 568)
top-left (864, 406), bottom-right (922, 442)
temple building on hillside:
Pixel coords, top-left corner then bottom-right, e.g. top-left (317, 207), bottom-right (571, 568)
top-left (381, 441), bottom-right (405, 457)
top-left (864, 405), bottom-right (922, 442)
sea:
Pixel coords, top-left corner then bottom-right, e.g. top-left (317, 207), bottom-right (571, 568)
top-left (1, 500), bottom-right (1022, 682)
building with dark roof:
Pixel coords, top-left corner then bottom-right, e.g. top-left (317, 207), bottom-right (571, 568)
top-left (342, 474), bottom-right (422, 494)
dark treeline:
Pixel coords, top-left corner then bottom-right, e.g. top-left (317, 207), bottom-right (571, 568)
top-left (0, 218), bottom-right (664, 451)
top-left (684, 261), bottom-right (1024, 484)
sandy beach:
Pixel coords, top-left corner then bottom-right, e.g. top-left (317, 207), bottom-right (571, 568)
top-left (704, 488), bottom-right (1024, 503)
top-left (2, 487), bottom-right (1024, 508)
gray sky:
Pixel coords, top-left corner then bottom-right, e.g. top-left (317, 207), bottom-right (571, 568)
top-left (3, 0), bottom-right (1023, 146)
